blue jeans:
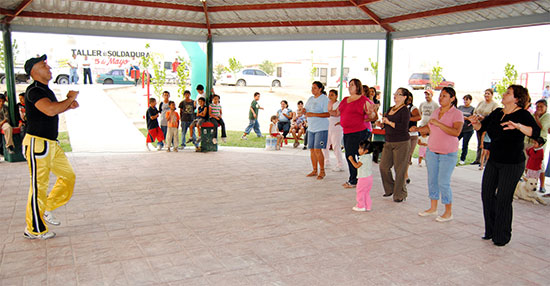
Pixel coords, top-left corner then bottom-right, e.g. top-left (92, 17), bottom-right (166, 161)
top-left (181, 121), bottom-right (196, 147)
top-left (69, 68), bottom-right (78, 84)
top-left (244, 119), bottom-right (262, 137)
top-left (158, 126), bottom-right (167, 148)
top-left (458, 130), bottom-right (474, 161)
top-left (426, 149), bottom-right (458, 204)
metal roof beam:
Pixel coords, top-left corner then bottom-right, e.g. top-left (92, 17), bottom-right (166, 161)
top-left (211, 19), bottom-right (376, 29)
top-left (76, 0), bottom-right (203, 12)
top-left (202, 0), bottom-right (211, 37)
top-left (1, 11), bottom-right (206, 29)
top-left (76, 0), bottom-right (382, 12)
top-left (349, 0), bottom-right (394, 32)
top-left (383, 0), bottom-right (535, 24)
top-left (2, 0), bottom-right (34, 24)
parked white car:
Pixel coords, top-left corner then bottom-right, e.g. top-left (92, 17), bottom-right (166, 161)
top-left (218, 68), bottom-right (281, 87)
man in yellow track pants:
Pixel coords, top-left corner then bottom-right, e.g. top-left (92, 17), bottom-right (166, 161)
top-left (22, 55), bottom-right (79, 240)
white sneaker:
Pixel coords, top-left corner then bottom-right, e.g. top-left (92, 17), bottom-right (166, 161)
top-left (146, 143), bottom-right (151, 151)
top-left (352, 206), bottom-right (366, 212)
top-left (44, 211), bottom-right (61, 226)
top-left (459, 161), bottom-right (465, 165)
top-left (241, 135), bottom-right (247, 140)
top-left (23, 228), bottom-right (56, 240)
top-left (332, 166), bottom-right (344, 172)
top-left (222, 137), bottom-right (227, 143)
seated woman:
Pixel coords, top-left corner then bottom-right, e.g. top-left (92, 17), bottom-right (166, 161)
top-left (277, 100), bottom-right (293, 139)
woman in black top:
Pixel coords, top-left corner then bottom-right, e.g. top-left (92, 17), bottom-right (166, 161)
top-left (376, 88), bottom-right (411, 202)
top-left (469, 85), bottom-right (540, 247)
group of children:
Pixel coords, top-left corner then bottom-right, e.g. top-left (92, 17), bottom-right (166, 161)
top-left (268, 99), bottom-right (308, 150)
top-left (146, 85), bottom-right (225, 152)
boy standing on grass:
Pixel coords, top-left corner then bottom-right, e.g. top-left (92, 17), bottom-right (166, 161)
top-left (242, 92), bottom-right (264, 139)
top-left (165, 101), bottom-right (180, 152)
top-left (178, 90), bottom-right (196, 149)
top-left (158, 91), bottom-right (171, 150)
top-left (146, 98), bottom-right (164, 151)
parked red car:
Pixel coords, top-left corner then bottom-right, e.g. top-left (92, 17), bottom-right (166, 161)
top-left (409, 73), bottom-right (454, 90)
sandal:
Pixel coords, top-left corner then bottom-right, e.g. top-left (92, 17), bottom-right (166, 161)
top-left (343, 182), bottom-right (356, 188)
top-left (317, 169), bottom-right (326, 180)
top-left (307, 170), bottom-right (318, 177)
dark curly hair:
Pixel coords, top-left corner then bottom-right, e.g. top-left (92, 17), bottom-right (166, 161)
top-left (508, 85), bottom-right (529, 108)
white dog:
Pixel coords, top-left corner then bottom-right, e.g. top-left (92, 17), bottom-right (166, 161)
top-left (514, 177), bottom-right (547, 205)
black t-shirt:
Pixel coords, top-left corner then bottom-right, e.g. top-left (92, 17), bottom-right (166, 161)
top-left (480, 108), bottom-right (541, 164)
top-left (178, 100), bottom-right (195, 122)
top-left (197, 105), bottom-right (207, 119)
top-left (24, 81), bottom-right (59, 140)
top-left (146, 106), bottom-right (159, 130)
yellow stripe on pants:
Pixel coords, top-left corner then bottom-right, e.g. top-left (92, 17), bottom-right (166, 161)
top-left (23, 135), bottom-right (75, 235)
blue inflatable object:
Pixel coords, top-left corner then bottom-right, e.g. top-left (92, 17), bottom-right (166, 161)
top-left (181, 42), bottom-right (206, 100)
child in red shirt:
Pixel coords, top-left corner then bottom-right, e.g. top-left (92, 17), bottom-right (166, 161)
top-left (525, 137), bottom-right (546, 179)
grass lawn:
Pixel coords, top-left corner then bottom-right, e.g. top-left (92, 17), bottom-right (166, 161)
top-left (58, 131), bottom-right (72, 152)
top-left (139, 128), bottom-right (270, 148)
top-left (141, 127), bottom-right (478, 164)
top-left (410, 144), bottom-right (477, 166)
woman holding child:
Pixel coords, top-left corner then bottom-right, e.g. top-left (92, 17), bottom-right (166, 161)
top-left (468, 85), bottom-right (540, 246)
top-left (338, 79), bottom-right (377, 188)
top-left (410, 87), bottom-right (463, 222)
top-left (305, 81), bottom-right (330, 180)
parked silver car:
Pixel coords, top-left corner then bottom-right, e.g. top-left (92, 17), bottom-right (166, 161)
top-left (218, 68), bottom-right (281, 87)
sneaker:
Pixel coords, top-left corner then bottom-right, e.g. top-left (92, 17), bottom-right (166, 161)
top-left (352, 206), bottom-right (366, 212)
top-left (241, 135), bottom-right (247, 140)
top-left (23, 228), bottom-right (56, 240)
top-left (539, 187), bottom-right (546, 194)
top-left (459, 161), bottom-right (465, 165)
top-left (44, 211), bottom-right (61, 226)
top-left (7, 146), bottom-right (15, 154)
top-left (222, 137), bottom-right (227, 143)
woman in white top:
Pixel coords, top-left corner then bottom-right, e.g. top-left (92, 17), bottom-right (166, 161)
top-left (323, 89), bottom-right (345, 172)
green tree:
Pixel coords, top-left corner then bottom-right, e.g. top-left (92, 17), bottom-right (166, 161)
top-left (226, 57), bottom-right (243, 74)
top-left (259, 60), bottom-right (275, 76)
top-left (214, 63), bottom-right (225, 80)
top-left (0, 39), bottom-right (18, 70)
top-left (495, 63), bottom-right (518, 96)
top-left (430, 62), bottom-right (443, 89)
top-left (176, 56), bottom-right (190, 98)
top-left (141, 43), bottom-right (166, 98)
top-left (368, 58), bottom-right (379, 85)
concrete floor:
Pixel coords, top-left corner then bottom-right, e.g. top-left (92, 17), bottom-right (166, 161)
top-left (0, 147), bottom-right (549, 285)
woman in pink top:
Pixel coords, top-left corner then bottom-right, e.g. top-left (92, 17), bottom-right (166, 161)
top-left (338, 78), bottom-right (377, 188)
top-left (411, 87), bottom-right (464, 222)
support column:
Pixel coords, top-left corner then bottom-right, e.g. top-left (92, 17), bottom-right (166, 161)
top-left (2, 24), bottom-right (17, 126)
top-left (338, 40), bottom-right (345, 101)
top-left (382, 32), bottom-right (393, 113)
top-left (2, 23), bottom-right (24, 162)
top-left (206, 35), bottom-right (213, 102)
